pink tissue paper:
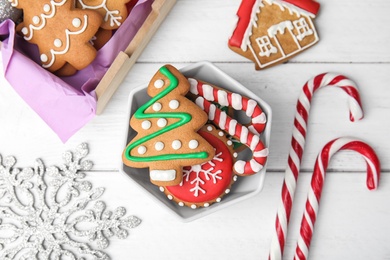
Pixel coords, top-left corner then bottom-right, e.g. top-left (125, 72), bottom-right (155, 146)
top-left (0, 0), bottom-right (153, 142)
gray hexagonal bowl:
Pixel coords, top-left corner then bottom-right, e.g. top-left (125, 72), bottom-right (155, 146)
top-left (120, 61), bottom-right (272, 222)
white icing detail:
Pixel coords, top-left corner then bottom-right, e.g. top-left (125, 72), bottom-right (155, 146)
top-left (228, 119), bottom-right (238, 136)
top-left (203, 84), bottom-right (214, 101)
top-left (189, 140), bottom-right (199, 149)
top-left (40, 54), bottom-right (48, 62)
top-left (21, 27), bottom-right (28, 35)
top-left (234, 160), bottom-right (246, 174)
top-left (152, 102), bottom-right (162, 111)
top-left (72, 18), bottom-right (82, 28)
top-left (42, 15), bottom-right (89, 69)
top-left (32, 16), bottom-right (40, 25)
top-left (137, 146), bottom-right (146, 155)
top-left (256, 36), bottom-right (277, 57)
top-left (157, 118), bottom-right (167, 128)
top-left (207, 125), bottom-right (213, 132)
top-left (250, 159), bottom-right (263, 172)
top-left (253, 112), bottom-right (267, 124)
top-left (268, 20), bottom-right (294, 38)
top-left (233, 152), bottom-right (238, 158)
top-left (231, 93), bottom-right (243, 110)
top-left (159, 187), bottom-right (164, 192)
top-left (155, 142), bottom-right (164, 151)
top-left (240, 127), bottom-right (249, 144)
top-left (233, 175), bottom-right (238, 181)
top-left (204, 203), bottom-right (210, 207)
top-left (264, 0), bottom-right (316, 18)
top-left (167, 195), bottom-right (173, 200)
top-left (227, 140), bottom-right (233, 146)
top-left (293, 17), bottom-right (314, 41)
top-left (181, 152), bottom-right (223, 197)
top-left (238, 0), bottom-right (264, 51)
top-left (178, 202), bottom-right (184, 207)
top-left (77, 0), bottom-right (123, 27)
top-left (216, 198), bottom-right (222, 202)
top-left (169, 100), bottom-right (179, 109)
top-left (10, 0), bottom-right (19, 7)
top-left (54, 39), bottom-right (62, 48)
top-left (246, 100), bottom-right (258, 116)
top-left (141, 120), bottom-right (151, 130)
top-left (150, 170), bottom-right (176, 181)
top-left (218, 131), bottom-right (224, 137)
top-left (154, 79), bottom-right (164, 89)
top-left (191, 204), bottom-right (197, 209)
top-left (225, 189), bottom-right (231, 194)
top-left (43, 4), bottom-right (51, 12)
top-left (172, 140), bottom-right (182, 150)
top-left (217, 90), bottom-right (229, 106)
top-left (22, 0), bottom-right (67, 41)
top-left (188, 78), bottom-right (199, 94)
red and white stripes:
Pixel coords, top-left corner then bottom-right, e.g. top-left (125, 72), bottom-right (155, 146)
top-left (188, 78), bottom-right (267, 134)
top-left (294, 137), bottom-right (380, 260)
top-left (269, 73), bottom-right (364, 260)
top-left (195, 96), bottom-right (268, 175)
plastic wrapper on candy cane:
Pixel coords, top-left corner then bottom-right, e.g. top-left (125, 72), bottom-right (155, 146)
top-left (269, 73), bottom-right (364, 260)
top-left (294, 137), bottom-right (380, 260)
top-left (188, 78), bottom-right (268, 175)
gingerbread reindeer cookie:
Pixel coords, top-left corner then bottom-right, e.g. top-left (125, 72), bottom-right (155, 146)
top-left (229, 0), bottom-right (320, 70)
top-left (122, 65), bottom-right (215, 187)
top-left (76, 0), bottom-right (131, 30)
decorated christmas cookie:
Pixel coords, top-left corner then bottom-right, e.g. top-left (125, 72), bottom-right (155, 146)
top-left (122, 65), bottom-right (215, 187)
top-left (12, 0), bottom-right (102, 74)
top-left (76, 0), bottom-right (131, 30)
top-left (161, 124), bottom-right (236, 209)
top-left (229, 0), bottom-right (320, 70)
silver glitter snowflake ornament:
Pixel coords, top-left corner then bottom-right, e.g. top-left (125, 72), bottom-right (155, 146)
top-left (0, 143), bottom-right (141, 260)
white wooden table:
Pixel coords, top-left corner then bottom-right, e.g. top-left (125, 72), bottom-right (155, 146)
top-left (1, 0), bottom-right (389, 259)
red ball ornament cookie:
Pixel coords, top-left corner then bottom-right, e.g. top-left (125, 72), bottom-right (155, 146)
top-left (161, 125), bottom-right (237, 209)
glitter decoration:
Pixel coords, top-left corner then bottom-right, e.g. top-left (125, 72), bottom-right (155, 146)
top-left (0, 0), bottom-right (23, 23)
top-left (0, 143), bottom-right (141, 259)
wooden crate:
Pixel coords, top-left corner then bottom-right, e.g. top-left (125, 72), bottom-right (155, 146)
top-left (95, 0), bottom-right (177, 114)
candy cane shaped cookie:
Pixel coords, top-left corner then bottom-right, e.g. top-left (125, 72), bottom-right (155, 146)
top-left (294, 137), bottom-right (380, 260)
top-left (195, 96), bottom-right (268, 175)
top-left (188, 78), bottom-right (267, 135)
top-left (269, 73), bottom-right (364, 260)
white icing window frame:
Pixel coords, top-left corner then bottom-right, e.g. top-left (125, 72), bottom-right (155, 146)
top-left (293, 17), bottom-right (313, 41)
top-left (255, 36), bottom-right (277, 57)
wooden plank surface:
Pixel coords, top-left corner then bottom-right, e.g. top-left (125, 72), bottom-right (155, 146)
top-left (0, 0), bottom-right (389, 259)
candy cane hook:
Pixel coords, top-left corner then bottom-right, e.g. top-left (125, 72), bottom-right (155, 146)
top-left (195, 96), bottom-right (268, 175)
top-left (188, 78), bottom-right (267, 135)
top-left (294, 137), bottom-right (380, 260)
top-left (269, 73), bottom-right (364, 260)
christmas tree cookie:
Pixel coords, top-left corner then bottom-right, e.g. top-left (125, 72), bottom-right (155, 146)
top-left (122, 65), bottom-right (215, 186)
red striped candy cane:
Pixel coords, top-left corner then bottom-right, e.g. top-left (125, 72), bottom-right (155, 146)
top-left (294, 137), bottom-right (380, 260)
top-left (269, 73), bottom-right (364, 260)
top-left (195, 96), bottom-right (268, 175)
top-left (188, 78), bottom-right (267, 134)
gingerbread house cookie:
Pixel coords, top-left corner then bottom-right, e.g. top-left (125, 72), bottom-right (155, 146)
top-left (229, 0), bottom-right (320, 70)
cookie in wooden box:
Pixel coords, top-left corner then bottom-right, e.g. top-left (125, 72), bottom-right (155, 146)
top-left (229, 0), bottom-right (320, 70)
